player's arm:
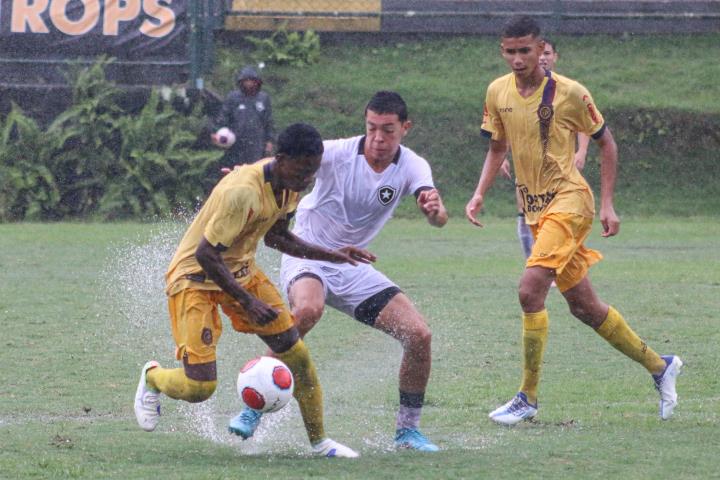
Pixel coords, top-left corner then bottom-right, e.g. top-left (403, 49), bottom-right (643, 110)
top-left (195, 237), bottom-right (278, 324)
top-left (416, 187), bottom-right (448, 227)
top-left (264, 217), bottom-right (376, 265)
top-left (595, 127), bottom-right (620, 237)
top-left (465, 138), bottom-right (509, 227)
top-left (575, 133), bottom-right (590, 170)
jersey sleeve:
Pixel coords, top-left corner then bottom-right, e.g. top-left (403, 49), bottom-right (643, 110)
top-left (480, 83), bottom-right (506, 141)
top-left (406, 154), bottom-right (435, 196)
top-left (204, 187), bottom-right (259, 248)
top-left (567, 82), bottom-right (606, 139)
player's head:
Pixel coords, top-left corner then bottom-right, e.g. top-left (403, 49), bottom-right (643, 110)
top-left (500, 16), bottom-right (545, 79)
top-left (275, 123), bottom-right (324, 192)
top-left (363, 91), bottom-right (412, 164)
top-left (539, 37), bottom-right (559, 71)
top-left (236, 65), bottom-right (262, 96)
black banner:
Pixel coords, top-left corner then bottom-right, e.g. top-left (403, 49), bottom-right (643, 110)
top-left (0, 0), bottom-right (189, 88)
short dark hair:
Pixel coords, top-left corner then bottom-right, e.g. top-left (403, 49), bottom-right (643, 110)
top-left (277, 123), bottom-right (324, 157)
top-left (501, 15), bottom-right (541, 39)
top-left (543, 37), bottom-right (558, 53)
top-left (365, 91), bottom-right (408, 122)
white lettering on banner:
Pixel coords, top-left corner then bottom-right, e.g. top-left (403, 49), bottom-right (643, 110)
top-left (10, 0), bottom-right (176, 37)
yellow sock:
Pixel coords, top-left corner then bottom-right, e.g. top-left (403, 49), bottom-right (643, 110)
top-left (147, 367), bottom-right (217, 403)
top-left (596, 306), bottom-right (666, 375)
top-left (519, 310), bottom-right (549, 405)
top-left (277, 340), bottom-right (325, 444)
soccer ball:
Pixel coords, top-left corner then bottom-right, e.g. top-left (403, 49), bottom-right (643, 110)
top-left (215, 127), bottom-right (236, 148)
top-left (237, 356), bottom-right (294, 413)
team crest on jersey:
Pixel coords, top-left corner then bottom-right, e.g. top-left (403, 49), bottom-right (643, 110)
top-left (377, 185), bottom-right (397, 206)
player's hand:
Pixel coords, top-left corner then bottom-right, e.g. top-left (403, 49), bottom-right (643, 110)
top-left (332, 246), bottom-right (376, 266)
top-left (600, 205), bottom-right (620, 237)
top-left (417, 188), bottom-right (442, 216)
top-left (465, 194), bottom-right (485, 227)
top-left (230, 298), bottom-right (279, 325)
top-left (499, 159), bottom-right (512, 180)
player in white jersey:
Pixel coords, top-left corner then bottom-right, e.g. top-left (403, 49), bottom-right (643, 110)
top-left (230, 91), bottom-right (448, 452)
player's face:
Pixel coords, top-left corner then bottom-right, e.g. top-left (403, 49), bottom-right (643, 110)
top-left (364, 110), bottom-right (410, 164)
top-left (539, 43), bottom-right (558, 70)
top-left (276, 153), bottom-right (322, 192)
top-left (501, 35), bottom-right (543, 80)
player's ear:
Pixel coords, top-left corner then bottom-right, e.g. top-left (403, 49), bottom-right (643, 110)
top-left (402, 120), bottom-right (413, 136)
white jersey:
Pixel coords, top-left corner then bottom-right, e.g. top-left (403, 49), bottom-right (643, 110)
top-left (293, 135), bottom-right (435, 249)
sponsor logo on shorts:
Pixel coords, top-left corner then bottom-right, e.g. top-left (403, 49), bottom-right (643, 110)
top-left (498, 107), bottom-right (513, 113)
top-left (377, 185), bottom-right (397, 206)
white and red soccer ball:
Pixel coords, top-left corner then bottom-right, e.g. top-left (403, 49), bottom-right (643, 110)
top-left (214, 127), bottom-right (236, 148)
top-left (237, 356), bottom-right (294, 413)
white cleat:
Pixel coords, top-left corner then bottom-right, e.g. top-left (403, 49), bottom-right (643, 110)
top-left (653, 355), bottom-right (683, 420)
top-left (312, 438), bottom-right (360, 458)
top-left (489, 392), bottom-right (538, 425)
top-left (134, 360), bottom-right (161, 431)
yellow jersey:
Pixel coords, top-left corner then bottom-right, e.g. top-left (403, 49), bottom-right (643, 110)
top-left (481, 71), bottom-right (606, 224)
top-left (165, 159), bottom-right (298, 296)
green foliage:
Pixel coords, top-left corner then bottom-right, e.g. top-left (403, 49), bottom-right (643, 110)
top-left (0, 58), bottom-right (222, 221)
top-left (245, 22), bottom-right (320, 67)
top-left (101, 90), bottom-right (222, 219)
top-left (46, 57), bottom-right (122, 218)
top-left (0, 105), bottom-right (61, 221)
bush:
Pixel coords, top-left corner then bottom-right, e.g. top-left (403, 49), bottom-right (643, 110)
top-left (0, 58), bottom-right (223, 221)
top-left (245, 22), bottom-right (320, 67)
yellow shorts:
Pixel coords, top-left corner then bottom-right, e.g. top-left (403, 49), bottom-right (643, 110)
top-left (527, 212), bottom-right (603, 292)
top-left (167, 269), bottom-right (295, 366)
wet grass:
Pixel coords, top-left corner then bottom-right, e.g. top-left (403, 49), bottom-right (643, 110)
top-left (1, 218), bottom-right (718, 479)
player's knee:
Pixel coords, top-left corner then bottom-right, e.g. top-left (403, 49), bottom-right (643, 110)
top-left (518, 285), bottom-right (542, 312)
top-left (293, 304), bottom-right (323, 331)
top-left (185, 379), bottom-right (217, 403)
top-left (401, 319), bottom-right (432, 351)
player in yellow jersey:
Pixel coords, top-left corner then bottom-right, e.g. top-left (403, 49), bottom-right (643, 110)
top-left (134, 123), bottom-right (375, 457)
top-left (501, 37), bottom-right (591, 261)
top-left (465, 16), bottom-right (682, 424)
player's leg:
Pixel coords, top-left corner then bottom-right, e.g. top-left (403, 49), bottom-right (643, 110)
top-left (371, 293), bottom-right (439, 452)
top-left (561, 276), bottom-right (682, 419)
top-left (135, 289), bottom-right (220, 431)
top-left (288, 275), bottom-right (326, 338)
top-left (260, 329), bottom-right (358, 457)
top-left (488, 265), bottom-right (553, 425)
top-left (225, 271), bottom-right (357, 456)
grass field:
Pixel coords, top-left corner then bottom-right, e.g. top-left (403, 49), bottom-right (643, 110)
top-left (1, 217), bottom-right (718, 479)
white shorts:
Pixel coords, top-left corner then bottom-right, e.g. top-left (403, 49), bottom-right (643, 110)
top-left (280, 254), bottom-right (401, 325)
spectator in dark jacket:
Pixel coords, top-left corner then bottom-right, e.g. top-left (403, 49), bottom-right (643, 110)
top-left (212, 66), bottom-right (275, 168)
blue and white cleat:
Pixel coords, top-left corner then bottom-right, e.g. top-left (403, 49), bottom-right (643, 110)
top-left (311, 438), bottom-right (360, 458)
top-left (134, 361), bottom-right (161, 432)
top-left (488, 392), bottom-right (538, 425)
top-left (228, 406), bottom-right (263, 439)
top-left (395, 428), bottom-right (440, 452)
top-left (653, 355), bottom-right (683, 420)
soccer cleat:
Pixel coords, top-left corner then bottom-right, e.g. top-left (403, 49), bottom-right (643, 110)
top-left (488, 392), bottom-right (538, 425)
top-left (653, 355), bottom-right (683, 420)
top-left (134, 361), bottom-right (161, 432)
top-left (228, 406), bottom-right (263, 439)
top-left (312, 438), bottom-right (360, 458)
top-left (394, 428), bottom-right (440, 452)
